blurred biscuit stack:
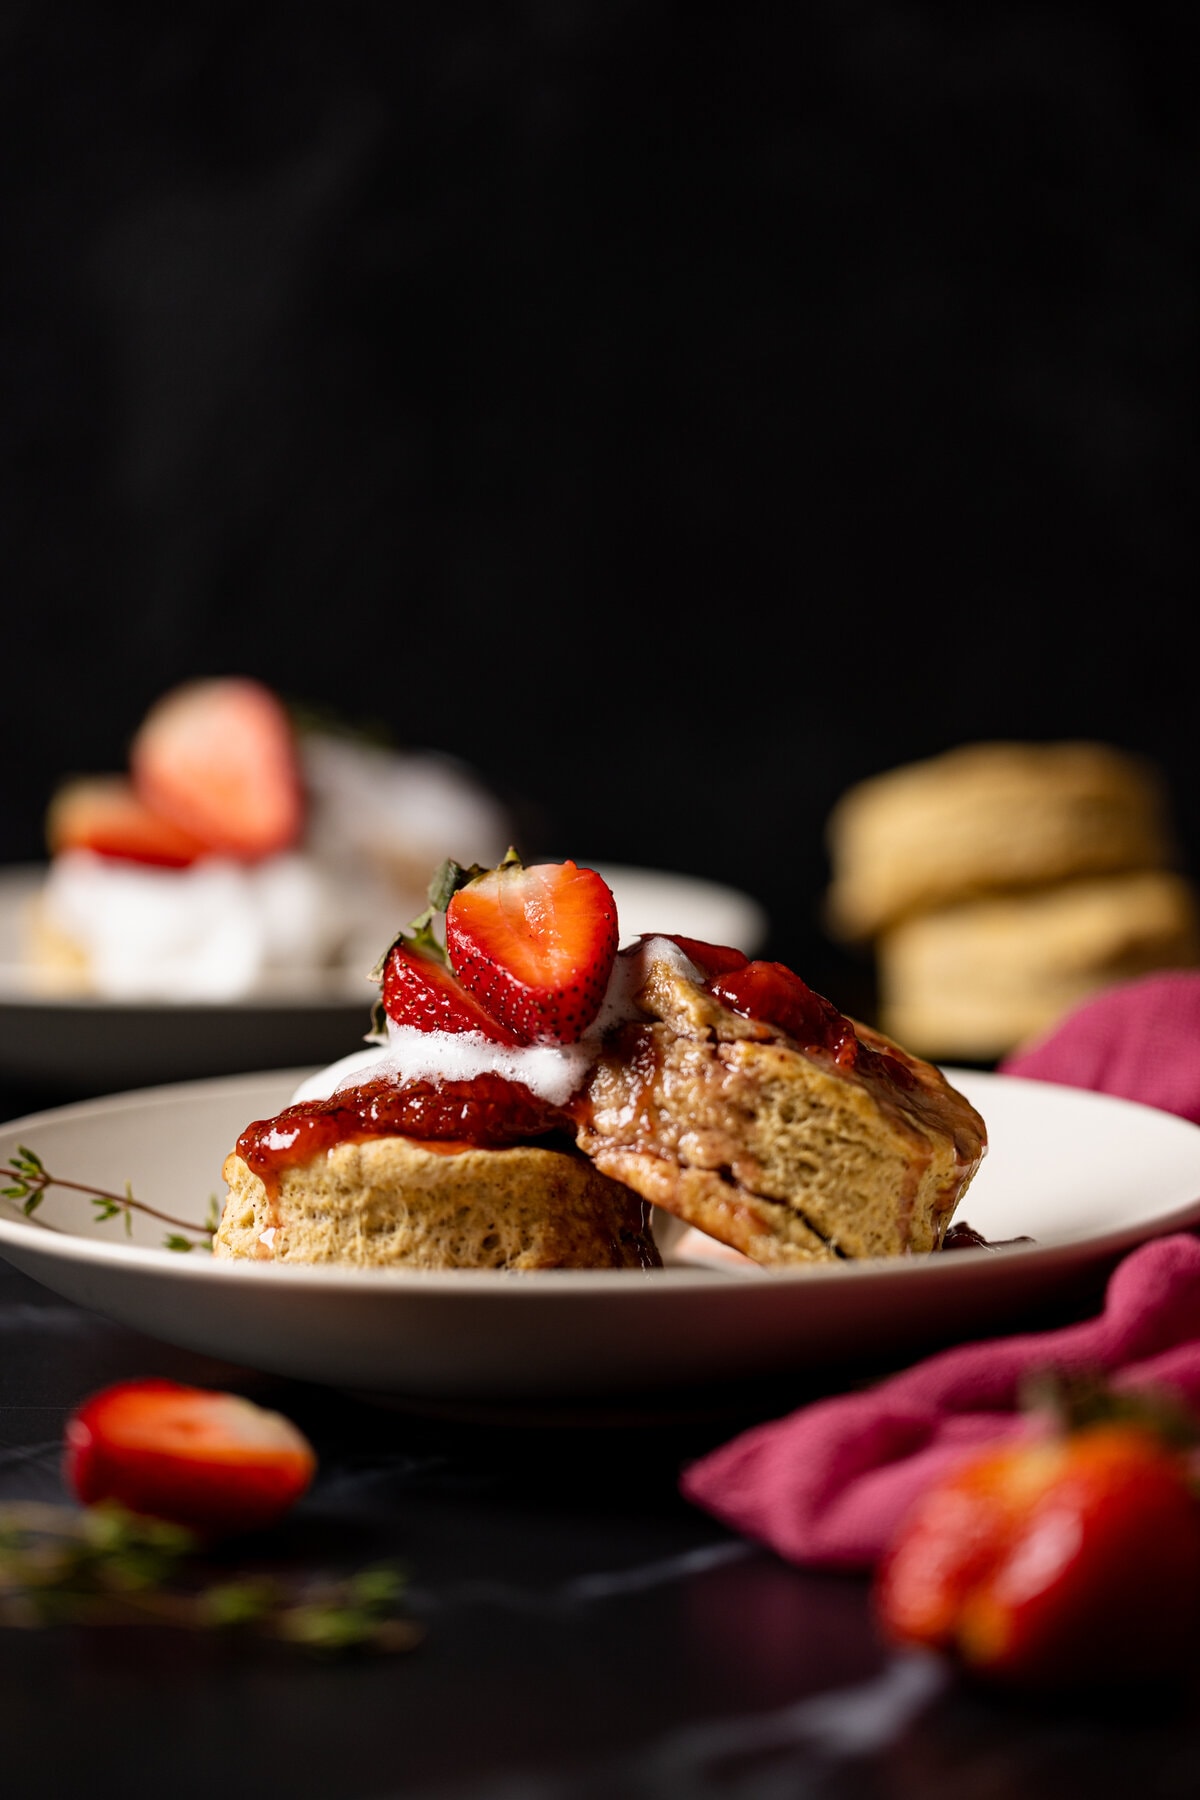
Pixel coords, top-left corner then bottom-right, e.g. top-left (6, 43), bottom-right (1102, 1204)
top-left (823, 741), bottom-right (1200, 1064)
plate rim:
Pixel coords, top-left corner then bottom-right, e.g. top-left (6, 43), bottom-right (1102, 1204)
top-left (3, 1065), bottom-right (1200, 1295)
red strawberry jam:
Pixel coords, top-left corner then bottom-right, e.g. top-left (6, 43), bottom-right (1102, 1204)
top-left (236, 1074), bottom-right (569, 1183)
top-left (656, 935), bottom-right (751, 979)
top-left (643, 936), bottom-right (865, 1069)
top-left (655, 935), bottom-right (918, 1091)
top-left (708, 959), bottom-right (860, 1065)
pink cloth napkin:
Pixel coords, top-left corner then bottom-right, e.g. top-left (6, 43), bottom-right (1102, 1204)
top-left (1000, 970), bottom-right (1200, 1125)
top-left (679, 970), bottom-right (1200, 1571)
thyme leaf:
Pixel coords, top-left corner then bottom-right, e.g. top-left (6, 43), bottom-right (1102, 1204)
top-left (1, 1153), bottom-right (214, 1251)
top-left (0, 1503), bottom-right (422, 1656)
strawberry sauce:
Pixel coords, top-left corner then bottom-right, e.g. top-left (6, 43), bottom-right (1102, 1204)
top-left (660, 935), bottom-right (887, 1074)
top-left (236, 1073), bottom-right (569, 1182)
top-left (943, 1222), bottom-right (1036, 1251)
top-left (709, 961), bottom-right (859, 1064)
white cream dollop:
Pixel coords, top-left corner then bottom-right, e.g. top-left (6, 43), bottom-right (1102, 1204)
top-left (41, 849), bottom-right (342, 1002)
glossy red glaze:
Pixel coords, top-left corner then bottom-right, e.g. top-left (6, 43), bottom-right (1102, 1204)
top-left (236, 1074), bottom-right (568, 1179)
top-left (709, 959), bottom-right (860, 1064)
top-left (657, 935), bottom-right (750, 979)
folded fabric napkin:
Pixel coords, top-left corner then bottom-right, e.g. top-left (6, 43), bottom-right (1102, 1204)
top-left (999, 970), bottom-right (1200, 1126)
top-left (680, 970), bottom-right (1200, 1571)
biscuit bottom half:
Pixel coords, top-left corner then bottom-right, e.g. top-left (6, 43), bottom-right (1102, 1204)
top-left (215, 1136), bottom-right (662, 1271)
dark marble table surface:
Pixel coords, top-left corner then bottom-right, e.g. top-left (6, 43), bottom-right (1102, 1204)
top-left (3, 1073), bottom-right (1200, 1800)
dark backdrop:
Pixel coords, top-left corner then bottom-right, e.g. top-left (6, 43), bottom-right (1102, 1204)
top-left (2, 1), bottom-right (1196, 1000)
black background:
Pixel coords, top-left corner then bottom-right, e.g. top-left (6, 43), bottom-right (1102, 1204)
top-left (6, 22), bottom-right (1200, 1787)
top-left (2, 0), bottom-right (1197, 1001)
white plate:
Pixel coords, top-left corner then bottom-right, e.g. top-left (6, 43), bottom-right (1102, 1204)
top-left (0, 862), bottom-right (768, 1093)
top-left (2, 1069), bottom-right (1199, 1403)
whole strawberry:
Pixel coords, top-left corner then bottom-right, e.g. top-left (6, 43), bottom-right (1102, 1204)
top-left (444, 850), bottom-right (619, 1045)
top-left (873, 1377), bottom-right (1200, 1688)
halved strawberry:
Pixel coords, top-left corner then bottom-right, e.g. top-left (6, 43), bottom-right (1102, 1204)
top-left (444, 851), bottom-right (619, 1044)
top-left (130, 676), bottom-right (303, 860)
top-left (46, 775), bottom-right (211, 868)
top-left (375, 912), bottom-right (523, 1041)
top-left (64, 1378), bottom-right (316, 1539)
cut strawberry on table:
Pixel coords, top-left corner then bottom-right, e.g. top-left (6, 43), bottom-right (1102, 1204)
top-left (444, 851), bottom-right (619, 1045)
top-left (130, 676), bottom-right (303, 860)
top-left (46, 775), bottom-right (211, 868)
top-left (375, 912), bottom-right (523, 1042)
top-left (64, 1378), bottom-right (316, 1539)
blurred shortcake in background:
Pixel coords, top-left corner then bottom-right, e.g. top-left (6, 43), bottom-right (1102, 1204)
top-left (28, 677), bottom-right (512, 1002)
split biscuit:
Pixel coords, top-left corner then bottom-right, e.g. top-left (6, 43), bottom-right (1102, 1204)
top-left (571, 949), bottom-right (986, 1267)
top-left (216, 1136), bottom-right (661, 1271)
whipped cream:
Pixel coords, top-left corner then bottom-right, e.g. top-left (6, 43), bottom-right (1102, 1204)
top-left (288, 934), bottom-right (700, 1107)
top-left (40, 849), bottom-right (343, 1001)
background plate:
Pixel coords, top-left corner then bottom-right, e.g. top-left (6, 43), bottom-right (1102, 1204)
top-left (0, 861), bottom-right (768, 1094)
top-left (3, 1068), bottom-right (1200, 1402)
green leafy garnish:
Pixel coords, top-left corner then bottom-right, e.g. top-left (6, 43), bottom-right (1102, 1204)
top-left (1, 1149), bottom-right (213, 1251)
top-left (0, 1503), bottom-right (422, 1656)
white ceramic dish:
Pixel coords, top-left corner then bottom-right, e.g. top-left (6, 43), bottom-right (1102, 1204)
top-left (3, 1068), bottom-right (1199, 1403)
top-left (0, 861), bottom-right (768, 1092)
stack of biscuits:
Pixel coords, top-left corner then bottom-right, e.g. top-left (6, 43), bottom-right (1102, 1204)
top-left (824, 741), bottom-right (1200, 1065)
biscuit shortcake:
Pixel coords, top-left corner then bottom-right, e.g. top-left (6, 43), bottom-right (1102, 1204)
top-left (29, 678), bottom-right (514, 1001)
top-left (213, 852), bottom-right (986, 1272)
top-left (217, 1134), bottom-right (660, 1270)
top-left (876, 870), bottom-right (1200, 1064)
top-left (825, 740), bottom-right (1177, 942)
top-left (572, 940), bottom-right (986, 1265)
top-left (823, 740), bottom-right (1200, 1062)
top-left (215, 855), bottom-right (664, 1273)
top-left (32, 682), bottom-right (333, 1001)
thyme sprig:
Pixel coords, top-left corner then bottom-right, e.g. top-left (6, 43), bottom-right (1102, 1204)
top-left (0, 1502), bottom-right (422, 1655)
top-left (1, 1146), bottom-right (216, 1252)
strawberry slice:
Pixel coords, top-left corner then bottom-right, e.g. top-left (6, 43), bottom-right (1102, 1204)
top-left (444, 851), bottom-right (619, 1044)
top-left (375, 912), bottom-right (523, 1041)
top-left (64, 1378), bottom-right (316, 1539)
top-left (130, 676), bottom-right (303, 860)
top-left (46, 775), bottom-right (211, 868)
